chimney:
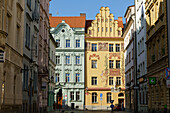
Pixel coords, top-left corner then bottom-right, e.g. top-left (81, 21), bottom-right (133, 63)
top-left (80, 13), bottom-right (86, 17)
top-left (49, 13), bottom-right (52, 17)
top-left (118, 17), bottom-right (123, 22)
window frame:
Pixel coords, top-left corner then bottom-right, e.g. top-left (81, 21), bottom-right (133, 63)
top-left (109, 77), bottom-right (114, 85)
top-left (91, 60), bottom-right (97, 68)
top-left (109, 60), bottom-right (114, 69)
top-left (92, 92), bottom-right (97, 103)
top-left (92, 44), bottom-right (97, 51)
top-left (76, 40), bottom-right (80, 48)
top-left (92, 77), bottom-right (97, 85)
top-left (66, 40), bottom-right (70, 48)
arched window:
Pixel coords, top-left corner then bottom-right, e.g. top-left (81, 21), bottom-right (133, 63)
top-left (118, 93), bottom-right (124, 97)
top-left (107, 92), bottom-right (112, 103)
top-left (92, 92), bottom-right (97, 103)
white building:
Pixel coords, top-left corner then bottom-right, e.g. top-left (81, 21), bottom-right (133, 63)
top-left (135, 0), bottom-right (148, 112)
top-left (50, 14), bottom-right (86, 110)
top-left (123, 5), bottom-right (135, 111)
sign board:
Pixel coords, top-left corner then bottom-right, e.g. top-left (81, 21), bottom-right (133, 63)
top-left (100, 93), bottom-right (103, 98)
top-left (149, 77), bottom-right (156, 85)
top-left (110, 100), bottom-right (114, 103)
top-left (100, 97), bottom-right (103, 101)
top-left (166, 68), bottom-right (170, 80)
top-left (0, 50), bottom-right (5, 62)
top-left (110, 105), bottom-right (114, 108)
top-left (166, 80), bottom-right (170, 88)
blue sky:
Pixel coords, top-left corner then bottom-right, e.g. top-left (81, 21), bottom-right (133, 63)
top-left (49, 0), bottom-right (134, 23)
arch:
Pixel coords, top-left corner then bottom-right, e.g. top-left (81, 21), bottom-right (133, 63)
top-left (118, 93), bottom-right (124, 97)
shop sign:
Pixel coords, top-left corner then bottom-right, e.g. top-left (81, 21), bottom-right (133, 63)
top-left (139, 78), bottom-right (144, 83)
top-left (149, 77), bottom-right (156, 85)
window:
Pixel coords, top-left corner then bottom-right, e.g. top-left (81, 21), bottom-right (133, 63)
top-left (110, 19), bottom-right (112, 22)
top-left (66, 73), bottom-right (70, 82)
top-left (66, 56), bottom-right (70, 64)
top-left (107, 93), bottom-right (112, 103)
top-left (70, 92), bottom-right (74, 101)
top-left (109, 77), bottom-right (114, 85)
top-left (76, 92), bottom-right (80, 101)
top-left (116, 44), bottom-right (120, 52)
top-left (76, 73), bottom-right (80, 82)
top-left (33, 71), bottom-right (37, 92)
top-left (56, 73), bottom-right (59, 83)
top-left (118, 30), bottom-right (121, 36)
top-left (92, 77), bottom-right (97, 85)
top-left (25, 24), bottom-right (30, 48)
top-left (66, 40), bottom-right (70, 47)
top-left (92, 93), bottom-right (97, 103)
top-left (102, 27), bottom-right (103, 32)
top-left (56, 56), bottom-right (60, 65)
top-left (116, 60), bottom-right (120, 68)
top-left (76, 56), bottom-right (80, 65)
top-left (98, 27), bottom-right (99, 32)
top-left (109, 60), bottom-right (114, 69)
top-left (109, 44), bottom-right (114, 52)
top-left (129, 52), bottom-right (131, 62)
top-left (56, 40), bottom-right (60, 48)
top-left (106, 27), bottom-right (108, 32)
top-left (110, 27), bottom-right (112, 32)
top-left (89, 30), bottom-right (91, 35)
top-left (27, 0), bottom-right (31, 8)
top-left (116, 77), bottom-right (121, 85)
top-left (92, 44), bottom-right (97, 51)
top-left (92, 60), bottom-right (97, 68)
top-left (76, 40), bottom-right (80, 47)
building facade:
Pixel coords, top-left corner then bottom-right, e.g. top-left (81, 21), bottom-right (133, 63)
top-left (123, 5), bottom-right (135, 112)
top-left (145, 0), bottom-right (169, 112)
top-left (85, 7), bottom-right (125, 110)
top-left (0, 0), bottom-right (24, 112)
top-left (135, 0), bottom-right (148, 112)
top-left (50, 14), bottom-right (86, 110)
top-left (38, 0), bottom-right (51, 112)
top-left (23, 0), bottom-right (39, 112)
top-left (48, 33), bottom-right (56, 111)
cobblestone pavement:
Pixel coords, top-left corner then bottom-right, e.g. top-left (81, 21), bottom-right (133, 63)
top-left (49, 110), bottom-right (133, 113)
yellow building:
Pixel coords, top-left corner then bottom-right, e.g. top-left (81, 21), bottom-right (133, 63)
top-left (145, 0), bottom-right (169, 112)
top-left (85, 7), bottom-right (125, 110)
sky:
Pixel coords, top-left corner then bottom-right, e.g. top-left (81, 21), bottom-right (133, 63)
top-left (49, 0), bottom-right (134, 23)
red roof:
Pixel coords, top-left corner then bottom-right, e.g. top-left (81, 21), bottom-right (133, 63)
top-left (49, 16), bottom-right (86, 28)
top-left (85, 37), bottom-right (123, 39)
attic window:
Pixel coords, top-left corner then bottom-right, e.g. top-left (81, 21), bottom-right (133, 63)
top-left (62, 29), bottom-right (65, 32)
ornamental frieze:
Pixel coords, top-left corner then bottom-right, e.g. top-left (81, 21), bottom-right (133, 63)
top-left (109, 69), bottom-right (120, 76)
top-left (89, 54), bottom-right (100, 60)
top-left (109, 53), bottom-right (121, 59)
top-left (98, 42), bottom-right (108, 51)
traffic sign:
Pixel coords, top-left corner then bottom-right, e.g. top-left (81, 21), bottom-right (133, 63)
top-left (149, 77), bottom-right (156, 85)
top-left (100, 93), bottom-right (103, 98)
top-left (166, 68), bottom-right (170, 79)
top-left (110, 105), bottom-right (114, 108)
top-left (166, 80), bottom-right (170, 88)
top-left (110, 100), bottom-right (114, 103)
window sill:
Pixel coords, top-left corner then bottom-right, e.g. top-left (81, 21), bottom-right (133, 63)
top-left (92, 102), bottom-right (98, 104)
top-left (65, 64), bottom-right (72, 66)
top-left (25, 45), bottom-right (30, 50)
top-left (75, 64), bottom-right (82, 66)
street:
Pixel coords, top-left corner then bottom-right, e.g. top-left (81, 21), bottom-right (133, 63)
top-left (49, 110), bottom-right (133, 113)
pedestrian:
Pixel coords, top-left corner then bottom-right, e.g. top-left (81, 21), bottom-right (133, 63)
top-left (121, 102), bottom-right (124, 111)
top-left (53, 101), bottom-right (56, 111)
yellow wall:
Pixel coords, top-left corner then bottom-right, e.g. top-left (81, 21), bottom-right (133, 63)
top-left (85, 38), bottom-right (125, 109)
top-left (86, 7), bottom-right (122, 37)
